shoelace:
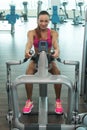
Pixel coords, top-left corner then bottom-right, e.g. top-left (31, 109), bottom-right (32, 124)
top-left (25, 101), bottom-right (32, 108)
top-left (56, 101), bottom-right (62, 108)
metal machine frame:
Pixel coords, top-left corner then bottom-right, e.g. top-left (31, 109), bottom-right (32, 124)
top-left (6, 41), bottom-right (87, 130)
top-left (81, 7), bottom-right (87, 102)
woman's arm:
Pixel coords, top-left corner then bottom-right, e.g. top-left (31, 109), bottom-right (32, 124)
top-left (51, 30), bottom-right (60, 58)
top-left (25, 30), bottom-right (34, 58)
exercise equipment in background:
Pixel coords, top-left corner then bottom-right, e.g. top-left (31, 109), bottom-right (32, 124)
top-left (81, 7), bottom-right (87, 103)
top-left (0, 11), bottom-right (5, 20)
top-left (0, 2), bottom-right (29, 34)
top-left (21, 1), bottom-right (28, 22)
top-left (51, 6), bottom-right (60, 30)
top-left (59, 0), bottom-right (68, 23)
top-left (37, 0), bottom-right (43, 17)
top-left (6, 5), bottom-right (19, 34)
top-left (72, 0), bottom-right (84, 25)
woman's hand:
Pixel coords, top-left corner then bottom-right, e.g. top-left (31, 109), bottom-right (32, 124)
top-left (52, 49), bottom-right (59, 58)
top-left (25, 50), bottom-right (32, 59)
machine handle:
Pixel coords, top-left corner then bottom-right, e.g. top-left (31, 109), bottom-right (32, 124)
top-left (6, 50), bottom-right (34, 65)
top-left (57, 58), bottom-right (79, 66)
top-left (22, 49), bottom-right (34, 63)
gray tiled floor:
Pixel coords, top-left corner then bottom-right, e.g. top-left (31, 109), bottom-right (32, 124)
top-left (0, 19), bottom-right (87, 130)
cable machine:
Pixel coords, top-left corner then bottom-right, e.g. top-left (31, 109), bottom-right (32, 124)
top-left (81, 7), bottom-right (87, 102)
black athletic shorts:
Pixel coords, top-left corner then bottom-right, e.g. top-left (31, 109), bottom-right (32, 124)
top-left (31, 54), bottom-right (54, 64)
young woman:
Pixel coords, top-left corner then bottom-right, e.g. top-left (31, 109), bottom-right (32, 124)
top-left (23, 11), bottom-right (63, 114)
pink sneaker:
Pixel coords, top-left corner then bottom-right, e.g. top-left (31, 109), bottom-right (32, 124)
top-left (22, 99), bottom-right (34, 114)
top-left (55, 99), bottom-right (63, 114)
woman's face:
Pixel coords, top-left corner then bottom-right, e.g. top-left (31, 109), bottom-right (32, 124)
top-left (37, 14), bottom-right (50, 30)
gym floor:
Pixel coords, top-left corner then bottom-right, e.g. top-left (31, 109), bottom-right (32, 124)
top-left (0, 18), bottom-right (87, 130)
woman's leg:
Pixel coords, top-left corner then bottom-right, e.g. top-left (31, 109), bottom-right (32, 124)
top-left (23, 60), bottom-right (36, 114)
top-left (25, 60), bottom-right (36, 100)
top-left (49, 61), bottom-right (63, 114)
top-left (49, 61), bottom-right (62, 99)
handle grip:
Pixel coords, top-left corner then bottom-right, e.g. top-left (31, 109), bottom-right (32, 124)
top-left (23, 50), bottom-right (34, 63)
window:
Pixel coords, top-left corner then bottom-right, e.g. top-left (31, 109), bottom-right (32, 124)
top-left (0, 0), bottom-right (87, 11)
top-left (60, 0), bottom-right (87, 10)
top-left (67, 0), bottom-right (87, 10)
top-left (0, 0), bottom-right (49, 10)
top-left (0, 0), bottom-right (11, 9)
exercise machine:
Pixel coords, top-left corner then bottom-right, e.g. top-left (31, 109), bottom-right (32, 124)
top-left (72, 0), bottom-right (84, 25)
top-left (6, 5), bottom-right (19, 35)
top-left (81, 7), bottom-right (87, 102)
top-left (0, 11), bottom-right (5, 20)
top-left (58, 0), bottom-right (68, 24)
top-left (37, 0), bottom-right (43, 17)
top-left (72, 9), bottom-right (80, 25)
top-left (21, 1), bottom-right (28, 22)
top-left (6, 41), bottom-right (87, 130)
top-left (51, 6), bottom-right (60, 30)
top-left (60, 0), bottom-right (68, 19)
top-left (0, 5), bottom-right (19, 34)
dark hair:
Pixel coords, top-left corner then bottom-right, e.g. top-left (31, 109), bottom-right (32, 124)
top-left (37, 10), bottom-right (50, 19)
top-left (35, 11), bottom-right (50, 39)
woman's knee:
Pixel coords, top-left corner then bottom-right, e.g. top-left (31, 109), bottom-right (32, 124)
top-left (54, 67), bottom-right (60, 75)
top-left (26, 61), bottom-right (36, 75)
top-left (50, 62), bottom-right (61, 75)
